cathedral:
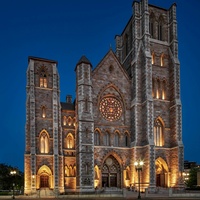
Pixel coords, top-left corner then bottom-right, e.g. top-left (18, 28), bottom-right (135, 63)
top-left (24, 0), bottom-right (184, 195)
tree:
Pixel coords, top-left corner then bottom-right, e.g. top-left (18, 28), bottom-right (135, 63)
top-left (185, 167), bottom-right (199, 188)
top-left (0, 163), bottom-right (24, 190)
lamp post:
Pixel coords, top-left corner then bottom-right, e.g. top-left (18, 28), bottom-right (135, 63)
top-left (134, 161), bottom-right (144, 199)
top-left (10, 170), bottom-right (16, 199)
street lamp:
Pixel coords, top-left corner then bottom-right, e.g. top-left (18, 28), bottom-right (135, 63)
top-left (134, 161), bottom-right (144, 199)
top-left (10, 170), bottom-right (16, 199)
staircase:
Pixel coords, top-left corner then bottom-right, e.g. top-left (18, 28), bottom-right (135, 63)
top-left (38, 188), bottom-right (56, 197)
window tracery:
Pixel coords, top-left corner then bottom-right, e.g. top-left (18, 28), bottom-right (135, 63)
top-left (154, 119), bottom-right (164, 147)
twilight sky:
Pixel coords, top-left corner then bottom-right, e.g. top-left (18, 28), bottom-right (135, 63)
top-left (0, 0), bottom-right (199, 171)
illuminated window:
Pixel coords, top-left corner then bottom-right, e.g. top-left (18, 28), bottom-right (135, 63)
top-left (162, 80), bottom-right (166, 100)
top-left (63, 116), bottom-right (67, 126)
top-left (103, 131), bottom-right (110, 146)
top-left (161, 53), bottom-right (164, 66)
top-left (41, 106), bottom-right (46, 118)
top-left (156, 79), bottom-right (160, 99)
top-left (65, 133), bottom-right (74, 149)
top-left (152, 52), bottom-right (155, 64)
top-left (39, 68), bottom-right (47, 88)
top-left (68, 116), bottom-right (72, 126)
top-left (99, 97), bottom-right (122, 121)
top-left (40, 131), bottom-right (49, 153)
top-left (154, 119), bottom-right (164, 146)
top-left (152, 78), bottom-right (155, 98)
top-left (94, 130), bottom-right (100, 145)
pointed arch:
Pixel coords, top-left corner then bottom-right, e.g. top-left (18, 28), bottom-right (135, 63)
top-left (39, 130), bottom-right (49, 153)
top-left (68, 116), bottom-right (72, 126)
top-left (41, 105), bottom-right (46, 118)
top-left (152, 52), bottom-right (155, 65)
top-left (113, 131), bottom-right (119, 147)
top-left (155, 157), bottom-right (169, 187)
top-left (94, 129), bottom-right (100, 146)
top-left (157, 15), bottom-right (164, 41)
top-left (37, 165), bottom-right (52, 189)
top-left (103, 131), bottom-right (110, 146)
top-left (101, 153), bottom-right (122, 188)
top-left (149, 12), bottom-right (155, 38)
top-left (65, 133), bottom-right (74, 149)
top-left (154, 117), bottom-right (164, 146)
top-left (162, 79), bottom-right (167, 100)
top-left (63, 116), bottom-right (67, 126)
top-left (161, 53), bottom-right (164, 66)
top-left (38, 66), bottom-right (48, 88)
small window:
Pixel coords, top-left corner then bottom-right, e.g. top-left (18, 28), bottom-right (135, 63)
top-left (104, 131), bottom-right (110, 146)
top-left (114, 132), bottom-right (119, 147)
top-left (161, 53), bottom-right (164, 67)
top-left (65, 133), bottom-right (74, 149)
top-left (63, 116), bottom-right (67, 126)
top-left (152, 52), bottom-right (155, 65)
top-left (94, 130), bottom-right (100, 145)
top-left (41, 106), bottom-right (46, 118)
top-left (39, 67), bottom-right (48, 88)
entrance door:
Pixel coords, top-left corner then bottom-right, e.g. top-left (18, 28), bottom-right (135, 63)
top-left (102, 174), bottom-right (109, 187)
top-left (110, 174), bottom-right (117, 187)
top-left (40, 175), bottom-right (49, 188)
top-left (156, 174), bottom-right (161, 186)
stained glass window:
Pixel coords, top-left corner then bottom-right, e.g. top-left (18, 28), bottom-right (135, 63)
top-left (99, 97), bottom-right (122, 121)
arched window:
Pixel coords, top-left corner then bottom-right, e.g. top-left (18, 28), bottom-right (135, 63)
top-left (152, 52), bottom-right (155, 65)
top-left (40, 131), bottom-right (49, 153)
top-left (156, 79), bottom-right (160, 99)
top-left (63, 116), bottom-right (67, 126)
top-left (162, 80), bottom-right (166, 100)
top-left (65, 133), bottom-right (74, 149)
top-left (161, 53), bottom-right (164, 66)
top-left (68, 116), bottom-right (72, 126)
top-left (157, 17), bottom-right (164, 41)
top-left (125, 133), bottom-right (128, 147)
top-left (152, 78), bottom-right (155, 98)
top-left (104, 131), bottom-right (110, 146)
top-left (149, 13), bottom-right (155, 38)
top-left (41, 106), bottom-right (46, 118)
top-left (154, 119), bottom-right (164, 146)
top-left (94, 130), bottom-right (100, 145)
top-left (39, 67), bottom-right (47, 88)
top-left (114, 132), bottom-right (119, 147)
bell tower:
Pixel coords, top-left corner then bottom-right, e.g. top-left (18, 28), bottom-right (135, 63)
top-left (24, 57), bottom-right (64, 194)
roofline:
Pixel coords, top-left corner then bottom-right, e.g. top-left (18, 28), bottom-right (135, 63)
top-left (28, 56), bottom-right (58, 64)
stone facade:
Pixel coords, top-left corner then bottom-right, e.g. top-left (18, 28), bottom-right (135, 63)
top-left (24, 0), bottom-right (184, 195)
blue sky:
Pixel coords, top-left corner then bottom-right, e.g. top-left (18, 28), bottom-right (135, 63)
top-left (0, 0), bottom-right (199, 171)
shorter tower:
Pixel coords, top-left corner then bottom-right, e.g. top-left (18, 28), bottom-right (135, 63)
top-left (75, 56), bottom-right (95, 192)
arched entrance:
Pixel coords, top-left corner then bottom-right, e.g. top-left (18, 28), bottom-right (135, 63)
top-left (102, 155), bottom-right (121, 188)
top-left (155, 157), bottom-right (169, 187)
top-left (37, 165), bottom-right (53, 189)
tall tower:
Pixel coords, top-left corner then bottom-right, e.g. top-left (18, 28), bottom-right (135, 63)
top-left (115, 0), bottom-right (183, 190)
top-left (75, 56), bottom-right (95, 192)
top-left (24, 57), bottom-right (64, 194)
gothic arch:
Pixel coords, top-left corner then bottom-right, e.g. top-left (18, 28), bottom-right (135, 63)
top-left (65, 133), bottom-right (74, 149)
top-left (37, 165), bottom-right (53, 189)
top-left (154, 117), bottom-right (165, 147)
top-left (101, 153), bottom-right (122, 188)
top-left (39, 130), bottom-right (49, 154)
top-left (155, 157), bottom-right (169, 187)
